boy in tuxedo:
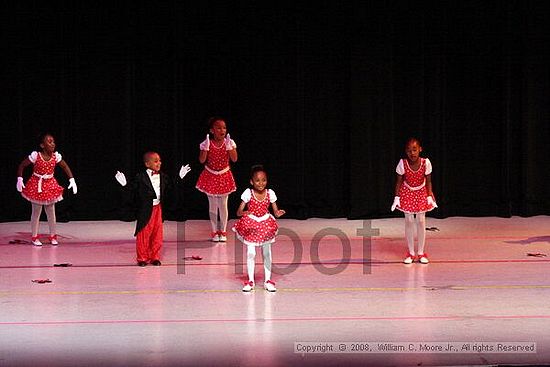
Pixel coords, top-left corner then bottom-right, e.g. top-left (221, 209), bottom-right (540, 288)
top-left (116, 152), bottom-right (190, 266)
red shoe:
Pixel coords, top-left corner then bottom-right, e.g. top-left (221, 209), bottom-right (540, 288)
top-left (264, 280), bottom-right (277, 292)
top-left (242, 280), bottom-right (254, 292)
top-left (403, 253), bottom-right (416, 264)
top-left (211, 232), bottom-right (220, 242)
top-left (31, 236), bottom-right (42, 247)
top-left (217, 231), bottom-right (227, 242)
top-left (49, 234), bottom-right (58, 246)
top-left (418, 253), bottom-right (429, 264)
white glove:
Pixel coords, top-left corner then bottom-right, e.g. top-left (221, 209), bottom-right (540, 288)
top-left (16, 177), bottom-right (25, 192)
top-left (179, 164), bottom-right (191, 179)
top-left (199, 134), bottom-right (210, 151)
top-left (427, 196), bottom-right (438, 208)
top-left (115, 171), bottom-right (127, 186)
top-left (224, 133), bottom-right (236, 150)
top-left (391, 196), bottom-right (400, 211)
top-left (68, 178), bottom-right (78, 194)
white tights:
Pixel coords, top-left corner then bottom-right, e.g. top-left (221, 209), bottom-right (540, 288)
top-left (246, 243), bottom-right (273, 283)
top-left (31, 203), bottom-right (56, 237)
top-left (207, 195), bottom-right (229, 233)
top-left (404, 212), bottom-right (426, 255)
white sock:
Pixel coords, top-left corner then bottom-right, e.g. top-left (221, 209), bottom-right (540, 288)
top-left (247, 246), bottom-right (256, 283)
top-left (404, 213), bottom-right (415, 255)
top-left (44, 203), bottom-right (56, 236)
top-left (416, 212), bottom-right (426, 255)
top-left (31, 203), bottom-right (43, 237)
top-left (207, 196), bottom-right (218, 233)
top-left (262, 243), bottom-right (272, 281)
top-left (217, 195), bottom-right (228, 232)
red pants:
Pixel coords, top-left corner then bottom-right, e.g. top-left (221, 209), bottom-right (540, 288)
top-left (136, 204), bottom-right (163, 262)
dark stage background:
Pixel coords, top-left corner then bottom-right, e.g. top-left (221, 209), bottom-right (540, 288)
top-left (2, 1), bottom-right (550, 223)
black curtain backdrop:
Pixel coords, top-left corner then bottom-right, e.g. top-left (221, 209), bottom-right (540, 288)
top-left (2, 1), bottom-right (550, 223)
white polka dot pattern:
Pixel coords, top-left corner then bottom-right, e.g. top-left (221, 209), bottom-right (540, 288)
top-left (21, 152), bottom-right (64, 205)
top-left (196, 141), bottom-right (236, 195)
top-left (233, 189), bottom-right (279, 247)
top-left (396, 158), bottom-right (436, 214)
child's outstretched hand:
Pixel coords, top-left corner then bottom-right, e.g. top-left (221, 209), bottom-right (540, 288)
top-left (224, 133), bottom-right (236, 150)
top-left (199, 134), bottom-right (210, 151)
top-left (68, 178), bottom-right (78, 194)
top-left (16, 177), bottom-right (25, 192)
top-left (115, 171), bottom-right (127, 186)
top-left (179, 164), bottom-right (191, 179)
top-left (274, 209), bottom-right (286, 218)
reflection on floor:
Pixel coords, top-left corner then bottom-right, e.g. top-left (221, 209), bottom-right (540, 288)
top-left (1, 216), bottom-right (550, 366)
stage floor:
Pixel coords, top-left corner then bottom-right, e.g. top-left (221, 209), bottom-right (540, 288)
top-left (1, 216), bottom-right (550, 367)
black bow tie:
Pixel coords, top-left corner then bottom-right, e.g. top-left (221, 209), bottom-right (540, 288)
top-left (151, 171), bottom-right (160, 176)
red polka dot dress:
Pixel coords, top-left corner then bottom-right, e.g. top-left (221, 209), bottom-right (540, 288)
top-left (396, 158), bottom-right (436, 214)
top-left (196, 140), bottom-right (236, 196)
top-left (21, 151), bottom-right (65, 205)
top-left (232, 189), bottom-right (279, 246)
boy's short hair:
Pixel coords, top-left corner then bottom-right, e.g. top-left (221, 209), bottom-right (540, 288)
top-left (143, 151), bottom-right (159, 162)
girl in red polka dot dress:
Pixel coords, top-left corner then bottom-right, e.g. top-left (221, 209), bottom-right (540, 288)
top-left (233, 165), bottom-right (285, 292)
top-left (196, 117), bottom-right (238, 242)
top-left (16, 133), bottom-right (77, 246)
top-left (391, 138), bottom-right (437, 264)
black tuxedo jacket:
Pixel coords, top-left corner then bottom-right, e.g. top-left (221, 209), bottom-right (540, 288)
top-left (125, 171), bottom-right (176, 236)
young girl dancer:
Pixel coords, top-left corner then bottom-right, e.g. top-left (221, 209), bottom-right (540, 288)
top-left (391, 138), bottom-right (437, 264)
top-left (233, 165), bottom-right (285, 292)
top-left (16, 133), bottom-right (77, 246)
top-left (196, 117), bottom-right (237, 242)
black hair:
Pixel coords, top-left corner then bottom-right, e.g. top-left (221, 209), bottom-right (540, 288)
top-left (405, 137), bottom-right (422, 148)
top-left (207, 116), bottom-right (225, 130)
top-left (37, 132), bottom-right (54, 148)
top-left (249, 164), bottom-right (267, 179)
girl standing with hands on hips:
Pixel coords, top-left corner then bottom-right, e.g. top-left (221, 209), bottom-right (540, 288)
top-left (196, 117), bottom-right (237, 242)
top-left (391, 138), bottom-right (437, 264)
top-left (16, 133), bottom-right (77, 246)
top-left (233, 165), bottom-right (285, 292)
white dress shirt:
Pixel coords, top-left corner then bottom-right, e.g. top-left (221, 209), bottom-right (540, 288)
top-left (146, 169), bottom-right (161, 206)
